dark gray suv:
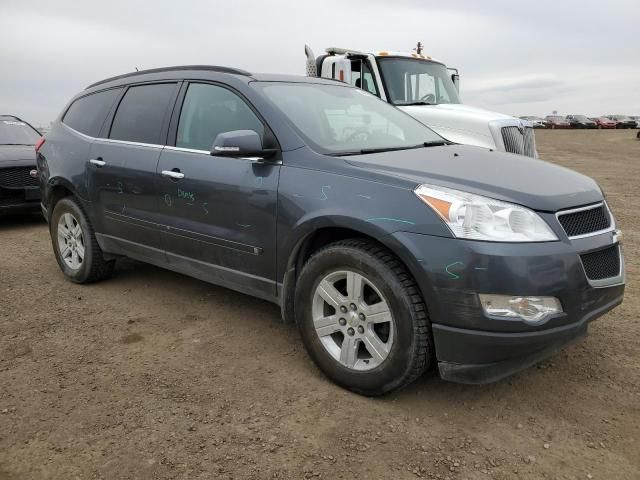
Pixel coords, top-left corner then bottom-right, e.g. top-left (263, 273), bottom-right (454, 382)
top-left (38, 66), bottom-right (625, 395)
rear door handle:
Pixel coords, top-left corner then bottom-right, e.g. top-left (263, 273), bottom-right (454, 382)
top-left (161, 169), bottom-right (185, 180)
top-left (89, 158), bottom-right (106, 167)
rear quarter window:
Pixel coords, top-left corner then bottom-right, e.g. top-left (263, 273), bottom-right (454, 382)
top-left (63, 88), bottom-right (122, 137)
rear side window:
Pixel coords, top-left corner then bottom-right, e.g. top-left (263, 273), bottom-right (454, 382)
top-left (63, 88), bottom-right (121, 137)
top-left (110, 83), bottom-right (177, 145)
top-left (176, 83), bottom-right (264, 151)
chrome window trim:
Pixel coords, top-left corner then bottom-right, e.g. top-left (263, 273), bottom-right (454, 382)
top-left (61, 122), bottom-right (164, 149)
top-left (97, 138), bottom-right (164, 149)
top-left (164, 145), bottom-right (210, 155)
top-left (556, 202), bottom-right (615, 240)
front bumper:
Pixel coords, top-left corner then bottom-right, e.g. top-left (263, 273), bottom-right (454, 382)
top-left (387, 230), bottom-right (625, 384)
top-left (0, 187), bottom-right (41, 214)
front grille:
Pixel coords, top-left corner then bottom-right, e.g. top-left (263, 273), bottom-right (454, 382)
top-left (501, 126), bottom-right (536, 157)
top-left (0, 167), bottom-right (38, 188)
top-left (580, 245), bottom-right (620, 280)
top-left (0, 188), bottom-right (26, 206)
top-left (558, 204), bottom-right (610, 238)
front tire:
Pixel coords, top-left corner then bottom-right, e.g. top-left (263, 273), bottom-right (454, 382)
top-left (50, 197), bottom-right (115, 283)
top-left (295, 239), bottom-right (432, 396)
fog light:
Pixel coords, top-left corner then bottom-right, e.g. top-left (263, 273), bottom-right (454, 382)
top-left (479, 294), bottom-right (562, 323)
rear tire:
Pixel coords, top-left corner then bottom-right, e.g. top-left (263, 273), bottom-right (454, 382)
top-left (50, 197), bottom-right (115, 283)
top-left (295, 239), bottom-right (432, 396)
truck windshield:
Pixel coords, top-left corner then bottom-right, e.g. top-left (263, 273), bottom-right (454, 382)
top-left (256, 82), bottom-right (444, 155)
top-left (0, 120), bottom-right (41, 145)
top-left (377, 58), bottom-right (461, 106)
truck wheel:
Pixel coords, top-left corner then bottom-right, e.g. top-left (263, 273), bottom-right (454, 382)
top-left (50, 197), bottom-right (115, 283)
top-left (295, 239), bottom-right (432, 396)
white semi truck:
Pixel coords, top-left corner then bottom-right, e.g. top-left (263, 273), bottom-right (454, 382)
top-left (305, 44), bottom-right (537, 157)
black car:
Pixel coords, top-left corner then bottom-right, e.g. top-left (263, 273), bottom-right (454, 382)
top-left (38, 66), bottom-right (625, 395)
top-left (566, 115), bottom-right (597, 129)
top-left (606, 115), bottom-right (637, 129)
top-left (0, 115), bottom-right (42, 214)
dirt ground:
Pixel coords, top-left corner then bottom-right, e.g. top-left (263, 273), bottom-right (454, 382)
top-left (1, 130), bottom-right (638, 480)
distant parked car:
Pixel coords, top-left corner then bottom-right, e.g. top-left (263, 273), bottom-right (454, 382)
top-left (629, 116), bottom-right (640, 128)
top-left (520, 116), bottom-right (548, 128)
top-left (545, 115), bottom-right (571, 129)
top-left (590, 117), bottom-right (617, 129)
top-left (566, 115), bottom-right (597, 129)
top-left (606, 115), bottom-right (636, 129)
top-left (0, 115), bottom-right (42, 215)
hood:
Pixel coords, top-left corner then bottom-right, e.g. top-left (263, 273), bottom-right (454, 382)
top-left (0, 144), bottom-right (36, 165)
top-left (398, 103), bottom-right (518, 150)
top-left (343, 144), bottom-right (602, 212)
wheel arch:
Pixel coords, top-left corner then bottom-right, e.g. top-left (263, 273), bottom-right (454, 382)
top-left (45, 177), bottom-right (78, 222)
top-left (279, 215), bottom-right (430, 325)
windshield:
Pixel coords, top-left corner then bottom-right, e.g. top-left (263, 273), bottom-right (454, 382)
top-left (377, 58), bottom-right (461, 106)
top-left (572, 115), bottom-right (589, 121)
top-left (256, 82), bottom-right (444, 155)
top-left (0, 120), bottom-right (41, 145)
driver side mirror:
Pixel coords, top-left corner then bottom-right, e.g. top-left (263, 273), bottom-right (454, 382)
top-left (211, 130), bottom-right (278, 163)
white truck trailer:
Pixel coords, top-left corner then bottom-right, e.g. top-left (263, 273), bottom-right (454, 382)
top-left (305, 44), bottom-right (537, 157)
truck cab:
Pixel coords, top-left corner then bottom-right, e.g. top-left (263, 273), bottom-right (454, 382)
top-left (305, 45), bottom-right (537, 157)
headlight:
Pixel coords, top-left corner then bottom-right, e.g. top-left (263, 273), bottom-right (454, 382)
top-left (414, 184), bottom-right (557, 242)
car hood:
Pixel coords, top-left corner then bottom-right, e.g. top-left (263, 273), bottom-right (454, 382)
top-left (397, 103), bottom-right (517, 149)
top-left (0, 145), bottom-right (36, 164)
top-left (344, 145), bottom-right (602, 212)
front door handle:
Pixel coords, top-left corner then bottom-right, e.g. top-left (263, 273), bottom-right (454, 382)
top-left (89, 158), bottom-right (106, 167)
top-left (161, 169), bottom-right (185, 180)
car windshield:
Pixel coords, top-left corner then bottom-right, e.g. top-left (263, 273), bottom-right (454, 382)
top-left (256, 82), bottom-right (444, 155)
top-left (548, 116), bottom-right (565, 121)
top-left (0, 120), bottom-right (41, 145)
top-left (376, 58), bottom-right (461, 106)
top-left (572, 115), bottom-right (589, 120)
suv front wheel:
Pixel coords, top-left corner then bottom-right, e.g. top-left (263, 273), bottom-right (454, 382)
top-left (50, 197), bottom-right (115, 283)
top-left (296, 239), bottom-right (432, 396)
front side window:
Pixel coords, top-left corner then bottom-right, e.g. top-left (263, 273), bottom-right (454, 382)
top-left (377, 58), bottom-right (461, 106)
top-left (0, 119), bottom-right (41, 145)
top-left (350, 60), bottom-right (379, 97)
top-left (176, 83), bottom-right (264, 151)
top-left (256, 82), bottom-right (443, 155)
top-left (110, 83), bottom-right (177, 144)
top-left (63, 88), bottom-right (121, 137)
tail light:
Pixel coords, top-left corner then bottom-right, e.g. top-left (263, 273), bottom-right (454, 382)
top-left (35, 137), bottom-right (45, 153)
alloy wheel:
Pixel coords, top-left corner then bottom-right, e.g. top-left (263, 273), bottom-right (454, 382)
top-left (312, 270), bottom-right (395, 371)
top-left (57, 212), bottom-right (85, 270)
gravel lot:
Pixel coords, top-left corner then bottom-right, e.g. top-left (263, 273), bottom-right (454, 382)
top-left (1, 129), bottom-right (638, 479)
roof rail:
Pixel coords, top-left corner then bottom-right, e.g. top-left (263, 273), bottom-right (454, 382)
top-left (86, 65), bottom-right (252, 89)
top-left (0, 114), bottom-right (22, 121)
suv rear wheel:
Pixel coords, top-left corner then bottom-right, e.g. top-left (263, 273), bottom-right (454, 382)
top-left (295, 239), bottom-right (432, 396)
top-left (51, 197), bottom-right (114, 283)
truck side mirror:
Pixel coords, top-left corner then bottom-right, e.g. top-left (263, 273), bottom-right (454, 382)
top-left (451, 73), bottom-right (460, 93)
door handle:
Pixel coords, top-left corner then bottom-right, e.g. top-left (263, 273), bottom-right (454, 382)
top-left (90, 158), bottom-right (106, 167)
top-left (161, 169), bottom-right (185, 180)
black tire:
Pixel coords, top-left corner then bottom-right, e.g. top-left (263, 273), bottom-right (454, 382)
top-left (50, 197), bottom-right (115, 283)
top-left (295, 239), bottom-right (432, 396)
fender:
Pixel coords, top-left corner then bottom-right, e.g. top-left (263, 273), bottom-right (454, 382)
top-left (277, 210), bottom-right (436, 324)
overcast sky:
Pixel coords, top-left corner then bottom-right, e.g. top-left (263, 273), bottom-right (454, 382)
top-left (1, 0), bottom-right (638, 126)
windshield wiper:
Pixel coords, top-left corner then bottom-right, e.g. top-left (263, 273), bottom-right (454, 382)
top-left (395, 101), bottom-right (433, 106)
top-left (0, 143), bottom-right (33, 146)
top-left (329, 141), bottom-right (449, 156)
